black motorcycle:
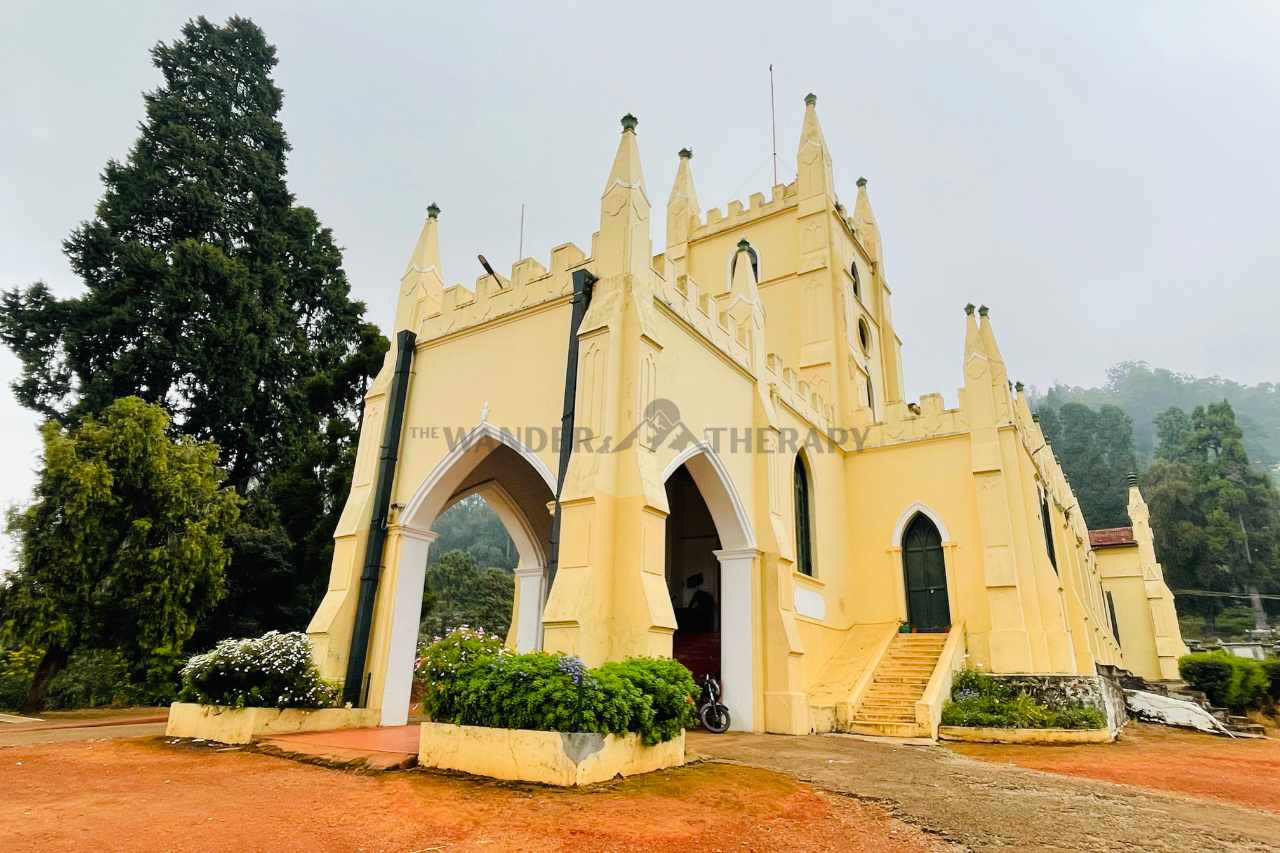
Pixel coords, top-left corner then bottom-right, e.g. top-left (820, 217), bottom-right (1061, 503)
top-left (698, 673), bottom-right (731, 733)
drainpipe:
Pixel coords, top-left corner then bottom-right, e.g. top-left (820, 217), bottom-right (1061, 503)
top-left (545, 269), bottom-right (597, 594)
top-left (343, 329), bottom-right (417, 707)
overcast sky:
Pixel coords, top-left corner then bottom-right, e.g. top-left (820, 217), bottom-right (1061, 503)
top-left (2, 1), bottom-right (1278, 568)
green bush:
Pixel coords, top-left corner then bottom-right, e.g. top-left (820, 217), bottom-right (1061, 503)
top-left (179, 631), bottom-right (338, 709)
top-left (0, 648), bottom-right (40, 710)
top-left (940, 669), bottom-right (1105, 730)
top-left (415, 629), bottom-right (697, 745)
top-left (46, 649), bottom-right (138, 710)
top-left (1178, 651), bottom-right (1268, 710)
top-left (596, 657), bottom-right (698, 745)
top-left (1262, 658), bottom-right (1280, 702)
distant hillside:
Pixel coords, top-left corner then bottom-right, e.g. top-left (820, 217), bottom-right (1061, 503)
top-left (1037, 362), bottom-right (1280, 468)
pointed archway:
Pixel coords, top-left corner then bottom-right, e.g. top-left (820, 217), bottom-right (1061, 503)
top-left (661, 443), bottom-right (756, 730)
top-left (377, 424), bottom-right (555, 725)
top-left (901, 513), bottom-right (950, 632)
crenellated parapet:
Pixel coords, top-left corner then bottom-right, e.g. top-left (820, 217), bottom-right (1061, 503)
top-left (417, 242), bottom-right (589, 342)
top-left (847, 393), bottom-right (969, 451)
top-left (652, 267), bottom-right (754, 374)
top-left (688, 182), bottom-right (799, 242)
top-left (764, 351), bottom-right (833, 430)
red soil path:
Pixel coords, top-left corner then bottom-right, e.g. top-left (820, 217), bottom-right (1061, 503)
top-left (948, 722), bottom-right (1280, 813)
top-left (0, 737), bottom-right (942, 852)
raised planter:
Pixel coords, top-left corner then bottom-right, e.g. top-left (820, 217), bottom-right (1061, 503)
top-left (938, 725), bottom-right (1113, 745)
top-left (418, 722), bottom-right (685, 786)
top-left (165, 702), bottom-right (380, 745)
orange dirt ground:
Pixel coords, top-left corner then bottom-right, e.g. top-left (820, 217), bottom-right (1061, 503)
top-left (947, 722), bottom-right (1280, 813)
top-left (0, 738), bottom-right (943, 852)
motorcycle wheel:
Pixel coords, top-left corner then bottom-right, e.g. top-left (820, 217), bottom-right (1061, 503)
top-left (699, 702), bottom-right (731, 734)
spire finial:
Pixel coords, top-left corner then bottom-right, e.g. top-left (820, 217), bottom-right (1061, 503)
top-left (1015, 381), bottom-right (1025, 393)
top-left (964, 303), bottom-right (975, 316)
top-left (427, 202), bottom-right (440, 220)
top-left (678, 147), bottom-right (692, 159)
top-left (1127, 472), bottom-right (1138, 487)
top-left (804, 92), bottom-right (817, 106)
top-left (856, 176), bottom-right (868, 188)
top-left (978, 304), bottom-right (989, 317)
top-left (621, 113), bottom-right (638, 133)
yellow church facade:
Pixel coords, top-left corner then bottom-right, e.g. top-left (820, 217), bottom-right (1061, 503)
top-left (306, 96), bottom-right (1188, 737)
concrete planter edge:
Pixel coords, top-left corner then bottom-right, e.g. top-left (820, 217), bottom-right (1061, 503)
top-left (164, 702), bottom-right (380, 745)
top-left (418, 721), bottom-right (685, 786)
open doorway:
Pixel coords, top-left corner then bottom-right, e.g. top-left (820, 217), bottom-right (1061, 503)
top-left (664, 464), bottom-right (722, 683)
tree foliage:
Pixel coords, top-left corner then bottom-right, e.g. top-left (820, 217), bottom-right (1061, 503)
top-left (0, 17), bottom-right (386, 639)
top-left (1036, 401), bottom-right (1137, 528)
top-left (0, 397), bottom-right (240, 709)
top-left (1143, 402), bottom-right (1280, 619)
top-left (420, 550), bottom-right (515, 640)
top-left (1042, 361), bottom-right (1280, 467)
top-left (430, 495), bottom-right (517, 570)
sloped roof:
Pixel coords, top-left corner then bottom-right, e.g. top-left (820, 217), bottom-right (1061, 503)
top-left (1089, 527), bottom-right (1136, 549)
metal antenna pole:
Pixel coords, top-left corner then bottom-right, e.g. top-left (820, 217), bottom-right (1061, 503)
top-left (518, 203), bottom-right (525, 259)
top-left (769, 64), bottom-right (778, 186)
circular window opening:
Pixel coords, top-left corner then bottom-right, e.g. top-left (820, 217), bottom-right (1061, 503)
top-left (857, 317), bottom-right (872, 354)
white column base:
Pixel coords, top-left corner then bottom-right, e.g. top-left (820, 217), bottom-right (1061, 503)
top-left (379, 529), bottom-right (436, 726)
top-left (714, 548), bottom-right (758, 732)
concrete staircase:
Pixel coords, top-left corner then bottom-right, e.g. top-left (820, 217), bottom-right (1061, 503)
top-left (846, 633), bottom-right (949, 738)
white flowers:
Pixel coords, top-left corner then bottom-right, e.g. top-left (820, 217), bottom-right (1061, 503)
top-left (180, 631), bottom-right (337, 709)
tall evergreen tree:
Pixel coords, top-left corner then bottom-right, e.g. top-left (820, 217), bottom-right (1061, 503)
top-left (1144, 402), bottom-right (1280, 621)
top-left (0, 17), bottom-right (386, 636)
top-left (1036, 401), bottom-right (1137, 528)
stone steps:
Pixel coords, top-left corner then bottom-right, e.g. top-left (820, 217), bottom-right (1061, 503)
top-left (844, 633), bottom-right (947, 738)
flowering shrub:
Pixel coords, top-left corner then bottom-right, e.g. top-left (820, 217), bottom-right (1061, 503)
top-left (179, 631), bottom-right (338, 709)
top-left (415, 629), bottom-right (696, 744)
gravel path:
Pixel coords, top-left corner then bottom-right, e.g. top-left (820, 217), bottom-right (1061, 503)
top-left (689, 731), bottom-right (1280, 852)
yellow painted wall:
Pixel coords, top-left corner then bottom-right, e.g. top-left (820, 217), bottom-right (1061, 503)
top-left (308, 100), bottom-right (1187, 735)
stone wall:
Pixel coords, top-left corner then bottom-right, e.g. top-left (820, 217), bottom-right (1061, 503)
top-left (989, 674), bottom-right (1128, 735)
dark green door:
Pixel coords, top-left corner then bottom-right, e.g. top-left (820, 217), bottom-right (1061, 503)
top-left (903, 514), bottom-right (950, 632)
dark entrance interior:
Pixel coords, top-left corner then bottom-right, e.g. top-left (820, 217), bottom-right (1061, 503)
top-left (902, 513), bottom-right (950, 632)
top-left (665, 464), bottom-right (721, 682)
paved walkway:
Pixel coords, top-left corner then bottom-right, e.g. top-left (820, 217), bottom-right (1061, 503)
top-left (689, 731), bottom-right (1280, 852)
top-left (0, 708), bottom-right (168, 748)
top-left (259, 724), bottom-right (420, 770)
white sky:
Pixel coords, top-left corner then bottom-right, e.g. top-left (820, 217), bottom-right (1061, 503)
top-left (2, 1), bottom-right (1279, 569)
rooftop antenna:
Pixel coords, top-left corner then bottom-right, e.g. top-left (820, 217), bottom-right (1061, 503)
top-left (518, 202), bottom-right (525, 259)
top-left (769, 64), bottom-right (778, 186)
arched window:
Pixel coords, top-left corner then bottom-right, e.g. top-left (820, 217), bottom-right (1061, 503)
top-left (1039, 487), bottom-right (1058, 574)
top-left (866, 376), bottom-right (875, 410)
top-left (850, 261), bottom-right (861, 300)
top-left (793, 454), bottom-right (815, 576)
top-left (857, 317), bottom-right (871, 354)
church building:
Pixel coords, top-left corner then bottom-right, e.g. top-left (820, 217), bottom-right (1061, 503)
top-left (306, 95), bottom-right (1188, 737)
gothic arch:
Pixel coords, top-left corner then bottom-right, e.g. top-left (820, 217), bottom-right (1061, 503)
top-left (891, 501), bottom-right (952, 547)
top-left (401, 421), bottom-right (556, 535)
top-left (660, 441), bottom-right (756, 551)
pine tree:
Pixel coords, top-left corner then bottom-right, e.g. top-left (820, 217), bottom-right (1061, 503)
top-left (1036, 402), bottom-right (1137, 528)
top-left (0, 17), bottom-right (386, 636)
